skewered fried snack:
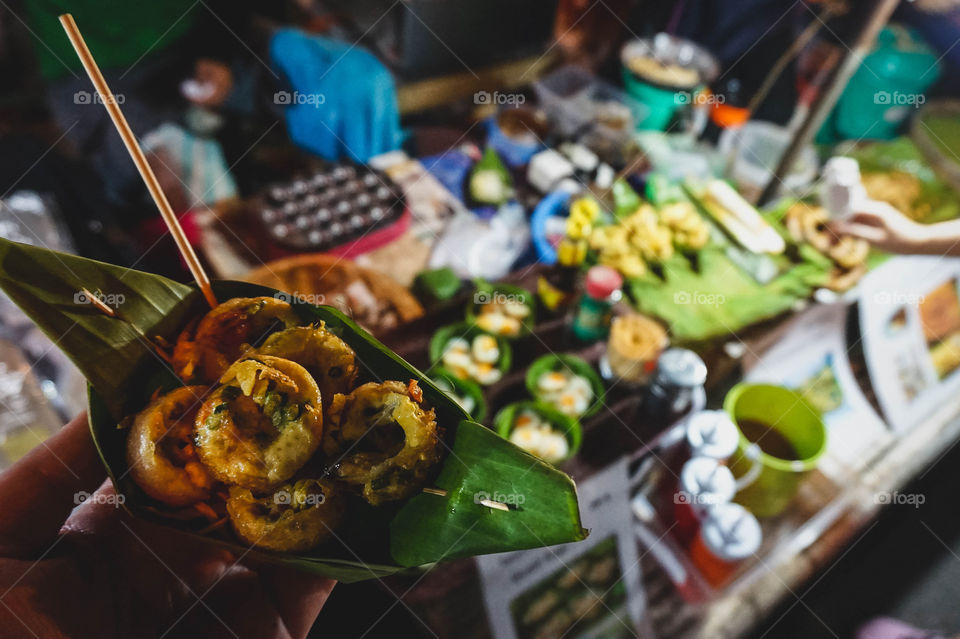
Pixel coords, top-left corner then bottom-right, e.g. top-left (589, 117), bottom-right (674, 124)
top-left (194, 355), bottom-right (323, 492)
top-left (255, 324), bottom-right (358, 415)
top-left (324, 380), bottom-right (440, 506)
top-left (126, 385), bottom-right (215, 507)
top-left (172, 296), bottom-right (297, 383)
top-left (784, 202), bottom-right (871, 291)
top-left (226, 478), bottom-right (345, 551)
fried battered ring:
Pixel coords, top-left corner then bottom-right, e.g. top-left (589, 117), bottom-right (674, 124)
top-left (173, 297), bottom-right (296, 384)
top-left (194, 355), bottom-right (323, 492)
top-left (126, 385), bottom-right (214, 507)
top-left (226, 478), bottom-right (344, 551)
top-left (255, 324), bottom-right (358, 414)
top-left (324, 380), bottom-right (440, 505)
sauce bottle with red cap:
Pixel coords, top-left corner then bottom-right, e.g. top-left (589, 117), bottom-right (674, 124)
top-left (572, 265), bottom-right (623, 341)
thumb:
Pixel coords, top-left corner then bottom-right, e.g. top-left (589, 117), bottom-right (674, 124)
top-left (0, 413), bottom-right (106, 557)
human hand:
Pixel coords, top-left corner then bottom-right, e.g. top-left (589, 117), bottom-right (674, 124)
top-left (828, 201), bottom-right (931, 255)
top-left (0, 413), bottom-right (335, 639)
top-left (186, 59), bottom-right (234, 108)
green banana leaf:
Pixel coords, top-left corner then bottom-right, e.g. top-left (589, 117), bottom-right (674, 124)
top-left (0, 237), bottom-right (586, 582)
top-left (628, 248), bottom-right (825, 342)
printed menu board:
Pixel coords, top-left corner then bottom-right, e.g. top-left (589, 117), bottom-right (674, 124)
top-left (476, 459), bottom-right (645, 639)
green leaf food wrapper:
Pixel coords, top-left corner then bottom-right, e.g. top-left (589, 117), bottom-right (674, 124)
top-left (0, 238), bottom-right (586, 582)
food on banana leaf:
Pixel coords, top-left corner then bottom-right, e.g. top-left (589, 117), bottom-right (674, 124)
top-left (125, 385), bottom-right (215, 508)
top-left (227, 478), bottom-right (345, 551)
top-left (588, 200), bottom-right (709, 279)
top-left (659, 201), bottom-right (710, 250)
top-left (323, 380), bottom-right (440, 506)
top-left (699, 179), bottom-right (785, 254)
top-left (256, 324), bottom-right (358, 416)
top-left (172, 296), bottom-right (297, 383)
top-left (441, 334), bottom-right (505, 385)
top-left (784, 202), bottom-right (868, 290)
top-left (125, 297), bottom-right (446, 551)
top-left (194, 355), bottom-right (324, 492)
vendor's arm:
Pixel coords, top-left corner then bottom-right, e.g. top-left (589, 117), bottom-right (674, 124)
top-left (831, 202), bottom-right (960, 257)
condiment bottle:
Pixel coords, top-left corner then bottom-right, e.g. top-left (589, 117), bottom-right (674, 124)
top-left (689, 502), bottom-right (762, 588)
top-left (674, 456), bottom-right (737, 546)
top-left (686, 410), bottom-right (740, 461)
top-left (572, 265), bottom-right (622, 341)
top-left (640, 348), bottom-right (707, 429)
top-left (537, 238), bottom-right (585, 314)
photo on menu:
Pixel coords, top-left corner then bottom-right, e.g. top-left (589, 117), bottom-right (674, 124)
top-left (508, 536), bottom-right (630, 639)
top-left (918, 278), bottom-right (960, 380)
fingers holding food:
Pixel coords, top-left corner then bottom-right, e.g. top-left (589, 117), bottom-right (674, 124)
top-left (255, 324), bottom-right (358, 413)
top-left (226, 479), bottom-right (344, 551)
top-left (173, 297), bottom-right (297, 383)
top-left (194, 355), bottom-right (323, 492)
top-left (126, 385), bottom-right (215, 507)
top-left (324, 380), bottom-right (440, 506)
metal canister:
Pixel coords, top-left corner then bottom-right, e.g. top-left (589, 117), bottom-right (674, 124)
top-left (641, 348), bottom-right (707, 428)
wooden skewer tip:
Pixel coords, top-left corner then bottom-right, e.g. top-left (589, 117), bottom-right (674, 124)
top-left (59, 14), bottom-right (217, 310)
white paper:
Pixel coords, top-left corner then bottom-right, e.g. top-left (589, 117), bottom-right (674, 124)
top-left (858, 256), bottom-right (960, 433)
top-left (476, 458), bottom-right (644, 639)
top-left (744, 302), bottom-right (890, 470)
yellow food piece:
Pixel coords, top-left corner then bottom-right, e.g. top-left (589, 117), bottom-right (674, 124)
top-left (324, 381), bottom-right (440, 505)
top-left (172, 297), bottom-right (297, 384)
top-left (227, 478), bottom-right (344, 551)
top-left (255, 323), bottom-right (358, 416)
top-left (126, 385), bottom-right (214, 507)
top-left (193, 355), bottom-right (323, 492)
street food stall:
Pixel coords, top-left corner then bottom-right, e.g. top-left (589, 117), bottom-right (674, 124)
top-left (2, 1), bottom-right (960, 638)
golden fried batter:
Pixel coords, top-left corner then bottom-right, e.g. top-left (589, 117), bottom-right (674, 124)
top-left (255, 324), bottom-right (358, 415)
top-left (226, 478), bottom-right (344, 551)
top-left (194, 355), bottom-right (322, 491)
top-left (324, 380), bottom-right (440, 505)
top-left (172, 297), bottom-right (296, 383)
top-left (126, 385), bottom-right (214, 507)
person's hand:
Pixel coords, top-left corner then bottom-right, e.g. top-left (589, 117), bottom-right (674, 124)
top-left (186, 59), bottom-right (234, 108)
top-left (0, 414), bottom-right (335, 639)
top-left (828, 201), bottom-right (931, 255)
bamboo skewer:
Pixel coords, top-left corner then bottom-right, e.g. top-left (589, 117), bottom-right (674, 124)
top-left (59, 13), bottom-right (218, 309)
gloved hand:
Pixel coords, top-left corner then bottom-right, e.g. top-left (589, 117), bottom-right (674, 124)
top-left (269, 29), bottom-right (401, 163)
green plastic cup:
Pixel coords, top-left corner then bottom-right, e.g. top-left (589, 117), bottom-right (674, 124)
top-left (724, 383), bottom-right (827, 518)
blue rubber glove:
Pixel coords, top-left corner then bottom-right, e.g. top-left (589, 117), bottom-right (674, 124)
top-left (269, 29), bottom-right (401, 162)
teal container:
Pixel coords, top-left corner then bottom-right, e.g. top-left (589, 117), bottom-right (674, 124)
top-left (829, 25), bottom-right (940, 141)
top-left (620, 34), bottom-right (719, 132)
top-left (621, 70), bottom-right (689, 131)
